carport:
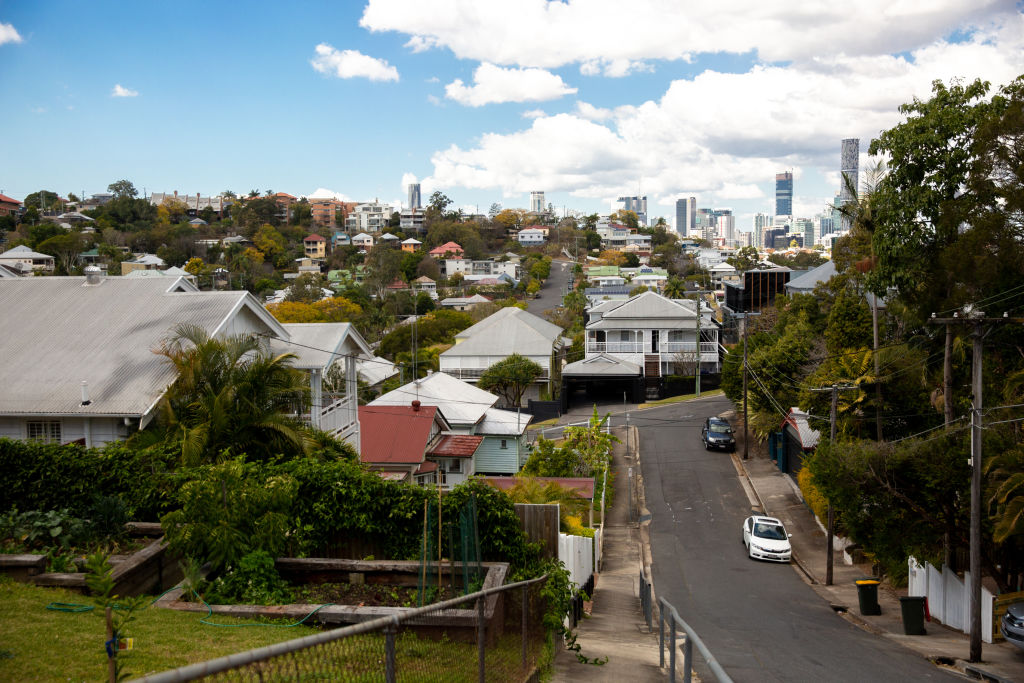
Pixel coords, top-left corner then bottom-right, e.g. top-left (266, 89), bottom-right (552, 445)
top-left (561, 353), bottom-right (645, 410)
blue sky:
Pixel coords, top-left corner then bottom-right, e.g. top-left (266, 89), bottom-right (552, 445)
top-left (2, 1), bottom-right (1023, 231)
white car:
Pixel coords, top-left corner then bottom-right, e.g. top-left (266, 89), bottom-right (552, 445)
top-left (742, 515), bottom-right (792, 562)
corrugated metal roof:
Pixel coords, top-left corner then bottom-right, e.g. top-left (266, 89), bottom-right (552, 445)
top-left (478, 408), bottom-right (532, 435)
top-left (369, 372), bottom-right (497, 425)
top-left (444, 307), bottom-right (564, 358)
top-left (268, 323), bottom-right (371, 371)
top-left (563, 354), bottom-right (642, 377)
top-left (427, 434), bottom-right (483, 458)
top-left (358, 404), bottom-right (440, 465)
top-left (0, 277), bottom-right (278, 417)
top-left (785, 260), bottom-right (836, 292)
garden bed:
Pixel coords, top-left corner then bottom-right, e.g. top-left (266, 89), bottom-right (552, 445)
top-left (155, 558), bottom-right (510, 643)
top-left (0, 522), bottom-right (182, 597)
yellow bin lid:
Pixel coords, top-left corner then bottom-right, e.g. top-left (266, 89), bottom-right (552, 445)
top-left (855, 580), bottom-right (880, 585)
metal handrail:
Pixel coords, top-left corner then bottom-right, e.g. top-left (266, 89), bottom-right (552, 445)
top-left (658, 596), bottom-right (733, 683)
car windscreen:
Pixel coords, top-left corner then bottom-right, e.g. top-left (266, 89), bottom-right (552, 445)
top-left (753, 523), bottom-right (787, 540)
top-left (709, 423), bottom-right (730, 434)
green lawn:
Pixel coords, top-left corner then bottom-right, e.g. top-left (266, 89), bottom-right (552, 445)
top-left (0, 578), bottom-right (321, 682)
top-left (639, 388), bottom-right (724, 408)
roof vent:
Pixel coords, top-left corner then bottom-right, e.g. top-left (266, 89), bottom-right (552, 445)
top-left (412, 400), bottom-right (421, 411)
top-left (84, 265), bottom-right (102, 286)
top-left (80, 381), bottom-right (91, 406)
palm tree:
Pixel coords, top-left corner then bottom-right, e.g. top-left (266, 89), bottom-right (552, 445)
top-left (136, 324), bottom-right (310, 465)
top-left (663, 277), bottom-right (685, 299)
top-left (504, 477), bottom-right (590, 531)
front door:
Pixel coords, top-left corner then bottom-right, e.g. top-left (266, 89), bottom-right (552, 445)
top-left (651, 330), bottom-right (659, 353)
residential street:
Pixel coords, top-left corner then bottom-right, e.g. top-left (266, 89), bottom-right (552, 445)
top-left (633, 396), bottom-right (958, 682)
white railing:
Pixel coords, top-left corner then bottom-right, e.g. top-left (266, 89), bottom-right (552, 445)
top-left (907, 556), bottom-right (994, 642)
top-left (320, 395), bottom-right (358, 438)
top-left (441, 367), bottom-right (549, 381)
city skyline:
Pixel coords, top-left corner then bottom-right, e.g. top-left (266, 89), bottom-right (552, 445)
top-left (2, 2), bottom-right (1022, 231)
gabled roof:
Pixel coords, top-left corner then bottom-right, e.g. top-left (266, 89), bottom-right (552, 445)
top-left (356, 355), bottom-right (399, 385)
top-left (782, 408), bottom-right (820, 450)
top-left (0, 194), bottom-right (21, 205)
top-left (370, 371), bottom-right (498, 426)
top-left (587, 290), bottom-right (699, 331)
top-left (785, 260), bottom-right (836, 293)
top-left (429, 241), bottom-right (463, 254)
top-left (478, 407), bottom-right (532, 435)
top-left (358, 404), bottom-right (445, 465)
top-left (427, 434), bottom-right (483, 458)
top-left (444, 307), bottom-right (564, 358)
top-left (563, 353), bottom-right (642, 377)
top-left (0, 245), bottom-right (53, 260)
top-left (304, 233), bottom-right (325, 242)
top-left (413, 275), bottom-right (435, 284)
top-left (126, 254), bottom-right (166, 266)
top-left (378, 233), bottom-right (399, 241)
top-left (402, 238), bottom-right (422, 245)
top-left (269, 322), bottom-right (372, 371)
top-left (0, 276), bottom-right (285, 419)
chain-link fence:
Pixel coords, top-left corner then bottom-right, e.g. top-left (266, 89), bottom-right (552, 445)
top-left (132, 575), bottom-right (550, 683)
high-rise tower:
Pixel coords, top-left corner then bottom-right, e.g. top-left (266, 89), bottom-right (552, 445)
top-left (775, 172), bottom-right (793, 218)
top-left (839, 138), bottom-right (859, 231)
top-left (675, 197), bottom-right (696, 235)
top-left (530, 191), bottom-right (545, 214)
top-left (408, 183), bottom-right (421, 210)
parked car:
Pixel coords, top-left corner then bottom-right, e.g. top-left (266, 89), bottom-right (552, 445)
top-left (702, 417), bottom-right (735, 451)
top-left (742, 515), bottom-right (792, 562)
top-left (1002, 602), bottom-right (1024, 650)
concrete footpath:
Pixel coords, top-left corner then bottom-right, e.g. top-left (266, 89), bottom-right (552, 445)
top-left (552, 425), bottom-right (668, 681)
top-left (731, 413), bottom-right (1024, 683)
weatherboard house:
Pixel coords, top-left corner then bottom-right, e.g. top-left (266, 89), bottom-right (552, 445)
top-left (0, 272), bottom-right (369, 450)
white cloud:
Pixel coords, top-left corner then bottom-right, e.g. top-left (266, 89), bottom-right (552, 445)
top-left (444, 63), bottom-right (576, 107)
top-left (308, 188), bottom-right (353, 201)
top-left (580, 58), bottom-right (653, 78)
top-left (361, 0), bottom-right (1015, 69)
top-left (30, 106), bottom-right (46, 114)
top-left (111, 84), bottom-right (138, 97)
top-left (310, 43), bottom-right (399, 82)
top-left (0, 22), bottom-right (22, 45)
top-left (421, 25), bottom-right (1024, 212)
top-left (522, 109), bottom-right (546, 119)
top-left (427, 94), bottom-right (442, 106)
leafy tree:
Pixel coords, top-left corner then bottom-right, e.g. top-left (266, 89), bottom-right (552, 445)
top-left (107, 179), bottom-right (138, 200)
top-left (36, 232), bottom-right (85, 274)
top-left (27, 222), bottom-right (64, 248)
top-left (285, 273), bottom-right (327, 303)
top-left (622, 253), bottom-right (640, 268)
top-left (253, 224), bottom-right (287, 259)
top-left (503, 477), bottom-right (590, 531)
top-left (610, 209), bottom-right (639, 230)
top-left (134, 324), bottom-right (310, 465)
top-left (24, 190), bottom-right (61, 211)
top-left (478, 353), bottom-right (544, 408)
top-left (727, 246), bottom-right (761, 272)
top-left (364, 245), bottom-right (404, 299)
top-left (0, 214), bottom-right (16, 232)
top-left (488, 202), bottom-right (502, 219)
top-left (823, 288), bottom-right (873, 354)
top-left (184, 257), bottom-right (204, 276)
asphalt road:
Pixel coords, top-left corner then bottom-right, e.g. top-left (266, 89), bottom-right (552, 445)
top-left (636, 396), bottom-right (957, 682)
top-left (526, 258), bottom-right (573, 317)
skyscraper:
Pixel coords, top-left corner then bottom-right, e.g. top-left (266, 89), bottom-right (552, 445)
top-left (675, 197), bottom-right (696, 235)
top-left (839, 138), bottom-right (859, 231)
top-left (616, 195), bottom-right (648, 226)
top-left (775, 172), bottom-right (793, 217)
top-left (754, 212), bottom-right (772, 250)
top-left (408, 183), bottom-right (421, 210)
top-left (530, 191), bottom-right (545, 214)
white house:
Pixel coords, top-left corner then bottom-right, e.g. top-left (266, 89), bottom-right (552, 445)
top-left (344, 201), bottom-right (393, 234)
top-left (517, 228), bottom-right (546, 245)
top-left (0, 245), bottom-right (55, 273)
top-left (439, 307), bottom-right (569, 403)
top-left (441, 258), bottom-right (521, 280)
top-left (369, 372), bottom-right (532, 475)
top-left (0, 273), bottom-right (367, 450)
top-left (352, 232), bottom-right (374, 249)
top-left (585, 290), bottom-right (719, 377)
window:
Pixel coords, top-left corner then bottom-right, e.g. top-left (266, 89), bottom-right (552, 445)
top-left (500, 439), bottom-right (508, 449)
top-left (448, 459), bottom-right (462, 473)
top-left (27, 421), bottom-right (61, 444)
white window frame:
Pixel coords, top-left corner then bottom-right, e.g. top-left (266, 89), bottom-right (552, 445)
top-left (27, 420), bottom-right (61, 444)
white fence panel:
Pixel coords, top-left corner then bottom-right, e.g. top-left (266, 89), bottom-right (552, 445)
top-left (908, 557), bottom-right (995, 642)
top-left (943, 565), bottom-right (965, 631)
top-left (928, 562), bottom-right (945, 623)
top-left (558, 533), bottom-right (594, 589)
top-left (908, 556), bottom-right (928, 597)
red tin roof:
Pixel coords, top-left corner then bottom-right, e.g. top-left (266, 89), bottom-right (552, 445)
top-left (358, 404), bottom-right (439, 465)
top-left (427, 434), bottom-right (483, 458)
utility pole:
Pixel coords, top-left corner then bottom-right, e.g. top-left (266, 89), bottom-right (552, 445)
top-left (929, 309), bottom-right (1023, 663)
top-left (827, 384), bottom-right (838, 586)
top-left (743, 315), bottom-right (749, 460)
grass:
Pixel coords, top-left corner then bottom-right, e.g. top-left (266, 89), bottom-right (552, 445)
top-left (0, 578), bottom-right (553, 682)
top-left (639, 388), bottom-right (724, 408)
top-left (527, 417), bottom-right (560, 429)
top-left (0, 578), bottom-right (320, 681)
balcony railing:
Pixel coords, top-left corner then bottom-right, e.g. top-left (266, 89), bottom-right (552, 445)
top-left (586, 341), bottom-right (718, 356)
top-left (319, 395), bottom-right (358, 438)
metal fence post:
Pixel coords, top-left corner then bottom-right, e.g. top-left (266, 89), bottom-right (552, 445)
top-left (669, 619), bottom-right (677, 683)
top-left (477, 595), bottom-right (486, 683)
top-left (659, 599), bottom-right (666, 668)
top-left (521, 583), bottom-right (528, 670)
top-left (683, 635), bottom-right (693, 683)
top-left (384, 620), bottom-right (398, 683)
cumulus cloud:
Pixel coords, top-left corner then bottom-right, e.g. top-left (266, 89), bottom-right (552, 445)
top-left (308, 188), bottom-right (353, 201)
top-left (580, 58), bottom-right (653, 78)
top-left (111, 84), bottom-right (138, 97)
top-left (360, 0), bottom-right (1015, 68)
top-left (444, 63), bottom-right (576, 107)
top-left (522, 109), bottom-right (546, 119)
top-left (310, 43), bottom-right (399, 82)
top-left (0, 21), bottom-right (22, 45)
top-left (421, 25), bottom-right (1024, 209)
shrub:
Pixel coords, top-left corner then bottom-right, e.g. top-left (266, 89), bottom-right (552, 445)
top-left (797, 467), bottom-right (828, 526)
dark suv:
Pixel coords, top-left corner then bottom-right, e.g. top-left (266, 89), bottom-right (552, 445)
top-left (702, 417), bottom-right (735, 451)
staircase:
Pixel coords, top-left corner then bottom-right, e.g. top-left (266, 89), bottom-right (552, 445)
top-left (644, 354), bottom-right (661, 400)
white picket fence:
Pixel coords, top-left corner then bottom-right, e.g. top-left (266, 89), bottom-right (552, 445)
top-left (560, 530), bottom-right (600, 589)
top-left (908, 556), bottom-right (994, 643)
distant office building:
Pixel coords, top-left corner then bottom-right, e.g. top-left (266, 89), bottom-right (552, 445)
top-left (775, 172), bottom-right (793, 218)
top-left (718, 214), bottom-right (736, 243)
top-left (840, 139), bottom-right (859, 230)
top-left (753, 212), bottom-right (772, 250)
top-left (530, 191), bottom-right (545, 214)
top-left (408, 183), bottom-right (421, 210)
top-left (792, 218), bottom-right (814, 247)
top-left (616, 195), bottom-right (648, 226)
top-left (763, 227), bottom-right (786, 249)
top-left (813, 214), bottom-right (833, 243)
top-left (737, 231), bottom-right (753, 248)
top-left (725, 268), bottom-right (792, 313)
top-left (675, 196), bottom-right (696, 235)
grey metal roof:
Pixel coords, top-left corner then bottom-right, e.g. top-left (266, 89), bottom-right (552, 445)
top-left (478, 407), bottom-right (532, 435)
top-left (0, 245), bottom-right (52, 260)
top-left (587, 291), bottom-right (699, 331)
top-left (563, 354), bottom-right (641, 377)
top-left (369, 371), bottom-right (497, 426)
top-left (268, 323), bottom-right (372, 371)
top-left (0, 276), bottom-right (282, 418)
top-left (785, 260), bottom-right (836, 292)
top-left (444, 307), bottom-right (564, 358)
